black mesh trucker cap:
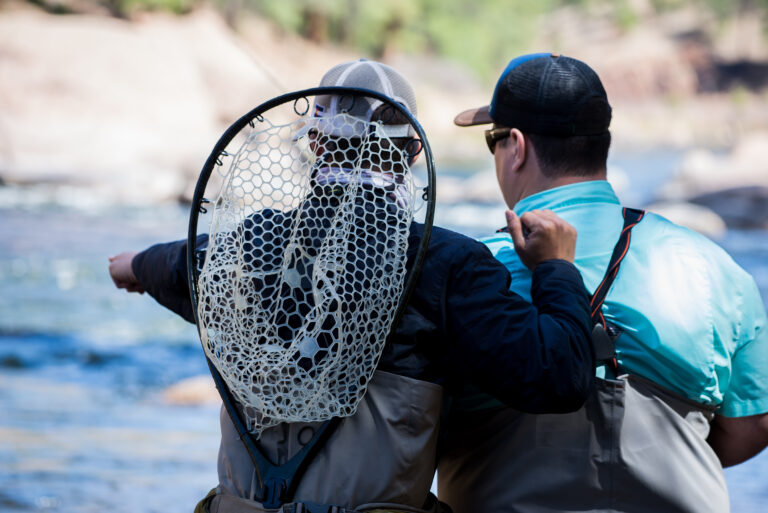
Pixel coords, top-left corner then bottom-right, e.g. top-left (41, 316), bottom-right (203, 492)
top-left (455, 53), bottom-right (612, 137)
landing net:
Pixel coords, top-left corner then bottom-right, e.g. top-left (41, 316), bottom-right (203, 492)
top-left (196, 111), bottom-right (416, 437)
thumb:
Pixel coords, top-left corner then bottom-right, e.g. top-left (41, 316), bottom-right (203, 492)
top-left (506, 210), bottom-right (526, 251)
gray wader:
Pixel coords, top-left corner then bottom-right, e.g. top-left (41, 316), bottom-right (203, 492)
top-left (438, 208), bottom-right (728, 513)
top-left (198, 370), bottom-right (446, 513)
top-left (437, 374), bottom-right (726, 513)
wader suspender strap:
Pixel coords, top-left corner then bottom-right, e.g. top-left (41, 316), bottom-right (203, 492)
top-left (590, 207), bottom-right (645, 370)
top-left (247, 417), bottom-right (342, 509)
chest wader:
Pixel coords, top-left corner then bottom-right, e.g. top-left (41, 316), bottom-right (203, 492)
top-left (438, 208), bottom-right (729, 513)
top-left (195, 370), bottom-right (448, 513)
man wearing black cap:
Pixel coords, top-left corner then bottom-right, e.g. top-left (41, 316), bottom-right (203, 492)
top-left (439, 53), bottom-right (768, 513)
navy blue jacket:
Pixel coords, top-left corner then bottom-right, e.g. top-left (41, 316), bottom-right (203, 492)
top-left (132, 222), bottom-right (593, 413)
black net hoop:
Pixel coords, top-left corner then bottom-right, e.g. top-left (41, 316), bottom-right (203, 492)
top-left (187, 87), bottom-right (435, 446)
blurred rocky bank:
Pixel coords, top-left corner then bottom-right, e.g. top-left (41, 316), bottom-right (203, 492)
top-left (1, 0), bottom-right (768, 232)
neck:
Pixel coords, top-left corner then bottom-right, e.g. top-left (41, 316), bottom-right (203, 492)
top-left (525, 169), bottom-right (606, 199)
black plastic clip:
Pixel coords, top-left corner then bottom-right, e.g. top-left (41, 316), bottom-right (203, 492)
top-left (261, 478), bottom-right (288, 510)
top-left (199, 198), bottom-right (211, 214)
top-left (216, 151), bottom-right (231, 166)
top-left (592, 323), bottom-right (622, 371)
top-left (194, 249), bottom-right (206, 270)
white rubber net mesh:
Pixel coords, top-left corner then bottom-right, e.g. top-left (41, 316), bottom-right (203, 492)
top-left (197, 110), bottom-right (416, 437)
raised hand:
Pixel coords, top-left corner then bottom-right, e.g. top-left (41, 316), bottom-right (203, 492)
top-left (506, 209), bottom-right (577, 270)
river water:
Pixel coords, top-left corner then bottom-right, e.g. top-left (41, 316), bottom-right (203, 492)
top-left (1, 152), bottom-right (767, 512)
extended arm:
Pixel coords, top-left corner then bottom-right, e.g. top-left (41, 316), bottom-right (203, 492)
top-left (108, 235), bottom-right (208, 324)
top-left (708, 413), bottom-right (768, 467)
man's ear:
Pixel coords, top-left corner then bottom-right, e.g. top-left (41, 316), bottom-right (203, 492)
top-left (510, 128), bottom-right (527, 170)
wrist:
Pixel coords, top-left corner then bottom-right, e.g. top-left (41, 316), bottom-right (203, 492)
top-left (531, 258), bottom-right (573, 270)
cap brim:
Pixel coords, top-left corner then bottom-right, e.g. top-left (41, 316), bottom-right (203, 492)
top-left (454, 105), bottom-right (493, 127)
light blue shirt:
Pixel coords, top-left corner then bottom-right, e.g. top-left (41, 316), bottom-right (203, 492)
top-left (483, 180), bottom-right (768, 417)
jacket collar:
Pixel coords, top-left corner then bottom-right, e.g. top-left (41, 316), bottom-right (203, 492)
top-left (513, 180), bottom-right (620, 215)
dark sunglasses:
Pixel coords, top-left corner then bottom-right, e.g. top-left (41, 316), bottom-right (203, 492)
top-left (484, 127), bottom-right (511, 154)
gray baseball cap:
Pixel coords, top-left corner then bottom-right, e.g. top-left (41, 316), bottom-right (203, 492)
top-left (311, 59), bottom-right (417, 138)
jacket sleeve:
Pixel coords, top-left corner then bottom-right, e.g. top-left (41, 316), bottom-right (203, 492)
top-left (131, 234), bottom-right (208, 324)
top-left (442, 237), bottom-right (594, 413)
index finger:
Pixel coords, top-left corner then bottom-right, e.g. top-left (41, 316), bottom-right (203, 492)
top-left (505, 210), bottom-right (526, 251)
top-left (520, 210), bottom-right (553, 231)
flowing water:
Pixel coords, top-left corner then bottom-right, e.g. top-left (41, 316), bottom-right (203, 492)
top-left (1, 152), bottom-right (767, 512)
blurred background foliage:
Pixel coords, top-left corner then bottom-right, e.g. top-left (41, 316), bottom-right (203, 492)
top-left (39, 0), bottom-right (767, 78)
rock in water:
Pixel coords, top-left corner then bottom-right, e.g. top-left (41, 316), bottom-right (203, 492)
top-left (162, 375), bottom-right (221, 406)
top-left (660, 132), bottom-right (768, 201)
top-left (689, 186), bottom-right (768, 230)
top-left (645, 201), bottom-right (727, 239)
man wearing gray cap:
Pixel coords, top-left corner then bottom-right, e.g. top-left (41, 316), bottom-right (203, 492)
top-left (439, 52), bottom-right (768, 513)
top-left (111, 59), bottom-right (597, 513)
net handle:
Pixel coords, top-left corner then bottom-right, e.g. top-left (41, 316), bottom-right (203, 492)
top-left (185, 85), bottom-right (436, 481)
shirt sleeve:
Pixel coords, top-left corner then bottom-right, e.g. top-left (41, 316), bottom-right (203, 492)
top-left (441, 238), bottom-right (594, 413)
top-left (131, 234), bottom-right (208, 324)
top-left (720, 276), bottom-right (768, 417)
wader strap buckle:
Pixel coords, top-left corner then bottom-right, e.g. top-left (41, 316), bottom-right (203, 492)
top-left (289, 503), bottom-right (342, 513)
top-left (253, 417), bottom-right (342, 509)
top-left (592, 324), bottom-right (614, 362)
top-left (263, 478), bottom-right (288, 509)
top-left (592, 323), bottom-right (623, 370)
top-left (590, 207), bottom-right (645, 370)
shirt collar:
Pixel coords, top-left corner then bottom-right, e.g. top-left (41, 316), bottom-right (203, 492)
top-left (513, 180), bottom-right (620, 215)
